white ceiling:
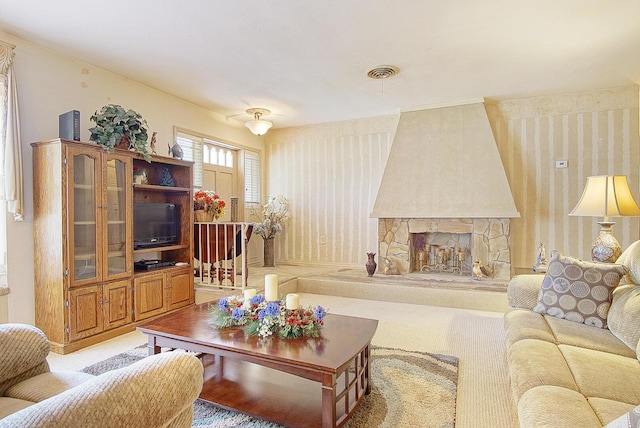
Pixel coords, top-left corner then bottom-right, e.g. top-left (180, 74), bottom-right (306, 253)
top-left (0, 0), bottom-right (639, 129)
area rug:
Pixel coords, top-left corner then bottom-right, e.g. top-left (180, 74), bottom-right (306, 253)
top-left (82, 345), bottom-right (458, 428)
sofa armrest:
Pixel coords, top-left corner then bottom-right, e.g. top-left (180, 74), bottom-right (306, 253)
top-left (508, 275), bottom-right (543, 310)
top-left (0, 352), bottom-right (204, 428)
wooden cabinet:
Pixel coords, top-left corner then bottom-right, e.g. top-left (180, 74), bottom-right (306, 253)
top-left (68, 280), bottom-right (132, 341)
top-left (133, 267), bottom-right (193, 320)
top-left (32, 139), bottom-right (194, 354)
top-left (66, 145), bottom-right (133, 287)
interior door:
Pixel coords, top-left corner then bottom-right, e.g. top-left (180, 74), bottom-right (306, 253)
top-left (202, 166), bottom-right (235, 222)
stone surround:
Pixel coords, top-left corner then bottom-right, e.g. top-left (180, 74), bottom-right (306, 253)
top-left (378, 218), bottom-right (512, 280)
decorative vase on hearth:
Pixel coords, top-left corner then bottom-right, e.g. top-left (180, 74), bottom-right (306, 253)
top-left (366, 253), bottom-right (377, 277)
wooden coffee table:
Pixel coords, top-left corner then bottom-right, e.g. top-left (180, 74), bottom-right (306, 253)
top-left (137, 302), bottom-right (378, 428)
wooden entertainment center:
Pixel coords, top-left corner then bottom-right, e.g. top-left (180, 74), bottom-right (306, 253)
top-left (32, 139), bottom-right (195, 354)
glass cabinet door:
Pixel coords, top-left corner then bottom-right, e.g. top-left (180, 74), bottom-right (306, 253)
top-left (104, 154), bottom-right (132, 280)
top-left (67, 146), bottom-right (102, 286)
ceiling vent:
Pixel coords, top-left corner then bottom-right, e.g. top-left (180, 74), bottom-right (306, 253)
top-left (367, 65), bottom-right (399, 79)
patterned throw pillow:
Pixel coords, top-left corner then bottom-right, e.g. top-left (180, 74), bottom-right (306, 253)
top-left (533, 251), bottom-right (628, 328)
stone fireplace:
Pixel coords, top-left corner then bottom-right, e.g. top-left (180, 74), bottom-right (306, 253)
top-left (378, 218), bottom-right (512, 280)
top-left (370, 102), bottom-right (520, 281)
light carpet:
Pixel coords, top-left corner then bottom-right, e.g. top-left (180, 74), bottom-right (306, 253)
top-left (82, 345), bottom-right (458, 428)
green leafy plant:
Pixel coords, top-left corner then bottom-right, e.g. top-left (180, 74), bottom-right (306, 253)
top-left (89, 104), bottom-right (151, 162)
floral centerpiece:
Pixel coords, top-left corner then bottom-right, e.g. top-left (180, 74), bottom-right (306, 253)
top-left (210, 294), bottom-right (327, 339)
top-left (194, 190), bottom-right (225, 221)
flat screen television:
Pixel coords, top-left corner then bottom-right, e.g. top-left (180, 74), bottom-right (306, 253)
top-left (133, 202), bottom-right (179, 249)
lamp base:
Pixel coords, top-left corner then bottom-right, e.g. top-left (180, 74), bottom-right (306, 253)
top-left (591, 222), bottom-right (622, 263)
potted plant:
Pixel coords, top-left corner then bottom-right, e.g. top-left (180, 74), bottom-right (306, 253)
top-left (89, 104), bottom-right (151, 162)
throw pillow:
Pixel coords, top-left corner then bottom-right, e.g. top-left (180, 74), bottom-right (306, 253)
top-left (533, 251), bottom-right (628, 329)
top-left (604, 405), bottom-right (640, 428)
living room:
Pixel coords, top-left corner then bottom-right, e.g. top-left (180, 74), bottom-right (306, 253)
top-left (0, 2), bottom-right (639, 427)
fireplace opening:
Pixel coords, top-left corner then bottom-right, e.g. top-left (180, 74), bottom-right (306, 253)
top-left (411, 232), bottom-right (472, 276)
top-left (378, 218), bottom-right (512, 280)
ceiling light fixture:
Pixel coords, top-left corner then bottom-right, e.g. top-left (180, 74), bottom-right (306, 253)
top-left (245, 108), bottom-right (273, 136)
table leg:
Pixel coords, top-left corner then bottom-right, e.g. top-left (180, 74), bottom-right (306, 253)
top-left (147, 335), bottom-right (161, 356)
top-left (214, 354), bottom-right (224, 381)
top-left (321, 373), bottom-right (337, 428)
top-left (364, 345), bottom-right (372, 395)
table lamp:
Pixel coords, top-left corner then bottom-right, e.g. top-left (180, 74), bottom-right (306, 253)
top-left (569, 175), bottom-right (640, 263)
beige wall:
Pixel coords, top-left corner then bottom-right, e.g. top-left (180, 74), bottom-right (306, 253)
top-left (267, 87), bottom-right (639, 272)
top-left (264, 117), bottom-right (398, 267)
top-left (2, 31), bottom-right (262, 324)
top-left (488, 86), bottom-right (639, 268)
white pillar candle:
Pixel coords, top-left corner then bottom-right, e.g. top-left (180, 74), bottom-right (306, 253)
top-left (264, 274), bottom-right (279, 301)
top-left (286, 293), bottom-right (299, 310)
top-left (243, 288), bottom-right (257, 301)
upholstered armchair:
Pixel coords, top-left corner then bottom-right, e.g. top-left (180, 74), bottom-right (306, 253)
top-left (0, 323), bottom-right (203, 427)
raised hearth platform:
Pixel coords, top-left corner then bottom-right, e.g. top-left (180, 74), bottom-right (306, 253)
top-left (195, 265), bottom-right (509, 313)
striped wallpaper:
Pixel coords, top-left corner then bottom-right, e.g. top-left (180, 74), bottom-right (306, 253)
top-left (488, 86), bottom-right (639, 269)
top-left (265, 86), bottom-right (639, 273)
top-left (265, 117), bottom-right (397, 267)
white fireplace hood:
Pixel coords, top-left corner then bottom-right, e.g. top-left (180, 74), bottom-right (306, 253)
top-left (370, 102), bottom-right (520, 219)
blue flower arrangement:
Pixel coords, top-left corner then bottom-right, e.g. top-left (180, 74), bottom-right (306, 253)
top-left (210, 294), bottom-right (327, 339)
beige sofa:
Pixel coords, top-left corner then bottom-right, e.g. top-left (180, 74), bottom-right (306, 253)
top-left (0, 323), bottom-right (203, 427)
top-left (504, 246), bottom-right (640, 427)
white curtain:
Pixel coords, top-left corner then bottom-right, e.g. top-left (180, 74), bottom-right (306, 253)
top-left (0, 41), bottom-right (23, 221)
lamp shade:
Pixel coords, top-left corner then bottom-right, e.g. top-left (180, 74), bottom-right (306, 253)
top-left (245, 119), bottom-right (273, 136)
top-left (570, 175), bottom-right (640, 219)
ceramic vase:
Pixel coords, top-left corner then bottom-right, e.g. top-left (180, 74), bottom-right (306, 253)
top-left (366, 252), bottom-right (377, 277)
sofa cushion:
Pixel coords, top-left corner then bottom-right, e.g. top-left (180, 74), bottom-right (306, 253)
top-left (545, 315), bottom-right (637, 358)
top-left (616, 239), bottom-right (640, 284)
top-left (533, 251), bottom-right (627, 328)
top-left (604, 404), bottom-right (640, 428)
top-left (0, 397), bottom-right (33, 420)
top-left (506, 338), bottom-right (578, 404)
top-left (607, 283), bottom-right (640, 352)
top-left (518, 386), bottom-right (602, 428)
top-left (559, 345), bottom-right (640, 404)
top-left (5, 371), bottom-right (94, 403)
top-left (590, 398), bottom-right (637, 427)
top-left (503, 308), bottom-right (556, 347)
top-left (507, 274), bottom-right (543, 310)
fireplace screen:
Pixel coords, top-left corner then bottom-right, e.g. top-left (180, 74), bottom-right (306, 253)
top-left (411, 232), bottom-right (471, 275)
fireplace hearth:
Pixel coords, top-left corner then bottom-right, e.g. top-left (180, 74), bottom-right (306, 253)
top-left (378, 218), bottom-right (512, 280)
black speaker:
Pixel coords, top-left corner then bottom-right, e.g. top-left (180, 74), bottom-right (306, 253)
top-left (59, 110), bottom-right (80, 141)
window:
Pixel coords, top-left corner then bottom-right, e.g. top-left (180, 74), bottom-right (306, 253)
top-left (244, 151), bottom-right (260, 204)
top-left (176, 133), bottom-right (203, 187)
top-left (176, 131), bottom-right (237, 189)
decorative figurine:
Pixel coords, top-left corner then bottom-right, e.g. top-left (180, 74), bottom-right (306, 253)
top-left (168, 142), bottom-right (183, 159)
top-left (383, 257), bottom-right (400, 275)
top-left (150, 131), bottom-right (157, 155)
top-left (132, 167), bottom-right (148, 185)
top-left (366, 253), bottom-right (377, 277)
top-left (472, 261), bottom-right (492, 279)
top-left (159, 166), bottom-right (175, 186)
top-left (533, 242), bottom-right (548, 273)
